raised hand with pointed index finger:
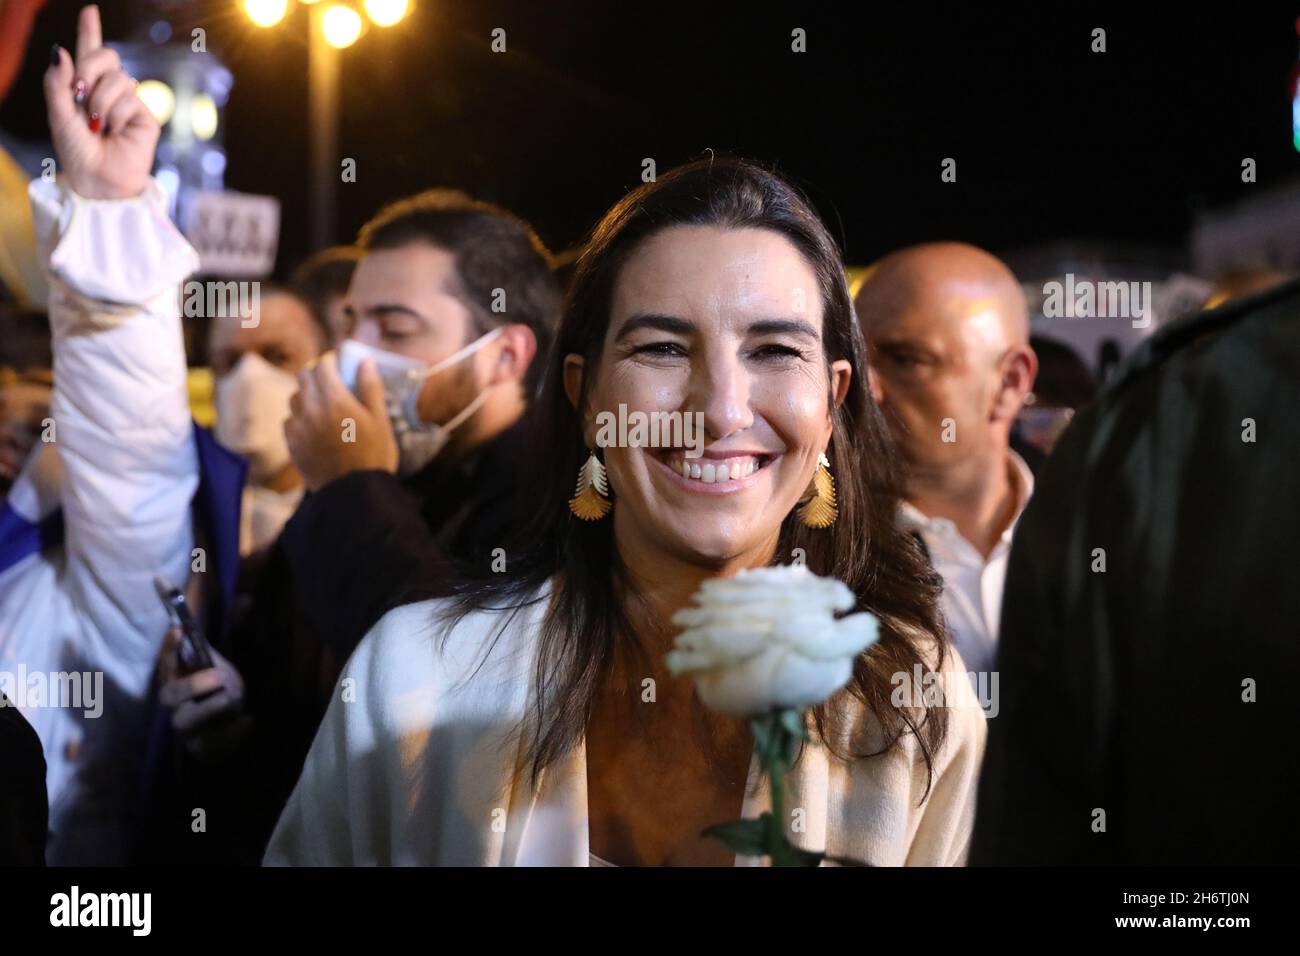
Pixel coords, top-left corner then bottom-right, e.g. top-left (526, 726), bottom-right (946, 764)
top-left (45, 5), bottom-right (159, 200)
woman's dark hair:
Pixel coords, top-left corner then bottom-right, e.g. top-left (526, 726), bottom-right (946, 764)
top-left (439, 157), bottom-right (950, 798)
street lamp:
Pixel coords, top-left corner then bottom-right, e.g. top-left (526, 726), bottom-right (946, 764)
top-left (364, 0), bottom-right (410, 28)
top-left (243, 0), bottom-right (289, 29)
top-left (242, 0), bottom-right (412, 248)
top-left (322, 6), bottom-right (363, 49)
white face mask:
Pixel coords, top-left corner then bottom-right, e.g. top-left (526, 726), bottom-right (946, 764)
top-left (337, 327), bottom-right (503, 477)
top-left (214, 352), bottom-right (299, 483)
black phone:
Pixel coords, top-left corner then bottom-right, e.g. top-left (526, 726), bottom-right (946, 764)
top-left (153, 575), bottom-right (215, 673)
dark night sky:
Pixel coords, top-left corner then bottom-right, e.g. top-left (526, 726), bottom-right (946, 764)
top-left (4, 1), bottom-right (1299, 272)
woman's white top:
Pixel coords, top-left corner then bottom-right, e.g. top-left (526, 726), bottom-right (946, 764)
top-left (265, 588), bottom-right (988, 866)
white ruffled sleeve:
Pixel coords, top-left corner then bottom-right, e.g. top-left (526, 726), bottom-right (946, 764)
top-left (29, 177), bottom-right (201, 700)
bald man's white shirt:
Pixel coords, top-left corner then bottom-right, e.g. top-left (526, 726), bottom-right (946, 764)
top-left (898, 452), bottom-right (1033, 677)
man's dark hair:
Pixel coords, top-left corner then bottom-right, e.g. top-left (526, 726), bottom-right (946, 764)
top-left (261, 281), bottom-right (330, 349)
top-left (356, 189), bottom-right (560, 397)
top-left (290, 245), bottom-right (363, 343)
top-left (1029, 334), bottom-right (1097, 409)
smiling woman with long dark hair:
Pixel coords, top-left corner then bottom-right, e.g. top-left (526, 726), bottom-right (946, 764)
top-left (266, 157), bottom-right (986, 867)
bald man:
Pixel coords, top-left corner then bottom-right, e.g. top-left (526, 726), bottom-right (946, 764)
top-left (856, 242), bottom-right (1037, 678)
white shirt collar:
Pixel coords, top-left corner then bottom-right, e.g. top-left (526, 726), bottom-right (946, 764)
top-left (897, 450), bottom-right (1035, 548)
top-left (1003, 449), bottom-right (1035, 543)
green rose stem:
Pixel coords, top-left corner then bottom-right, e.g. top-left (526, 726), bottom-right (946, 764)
top-left (702, 707), bottom-right (869, 867)
top-left (760, 709), bottom-right (795, 863)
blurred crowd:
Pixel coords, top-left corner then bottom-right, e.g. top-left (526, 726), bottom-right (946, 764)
top-left (2, 6), bottom-right (1297, 867)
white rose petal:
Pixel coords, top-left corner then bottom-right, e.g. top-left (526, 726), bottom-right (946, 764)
top-left (666, 564), bottom-right (881, 718)
top-left (692, 649), bottom-right (787, 718)
top-left (672, 624), bottom-right (771, 661)
top-left (774, 613), bottom-right (878, 661)
top-left (766, 652), bottom-right (857, 711)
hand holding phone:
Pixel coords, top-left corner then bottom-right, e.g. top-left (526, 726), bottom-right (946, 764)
top-left (153, 575), bottom-right (214, 673)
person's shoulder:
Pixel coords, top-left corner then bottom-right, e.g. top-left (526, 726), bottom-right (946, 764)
top-left (891, 638), bottom-right (988, 789)
top-left (827, 625), bottom-right (985, 760)
top-left (1107, 278), bottom-right (1300, 396)
top-left (936, 643), bottom-right (990, 743)
top-left (1031, 278), bottom-right (1300, 519)
top-left (890, 622), bottom-right (982, 685)
top-left (344, 584), bottom-right (552, 703)
top-left (369, 584), bottom-right (550, 648)
top-left (355, 598), bottom-right (447, 665)
top-left (888, 630), bottom-right (988, 758)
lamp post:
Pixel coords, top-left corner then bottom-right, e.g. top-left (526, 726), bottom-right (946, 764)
top-left (242, 0), bottom-right (410, 249)
top-left (308, 5), bottom-right (340, 250)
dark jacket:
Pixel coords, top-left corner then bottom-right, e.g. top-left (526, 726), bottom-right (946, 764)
top-left (0, 692), bottom-right (47, 865)
top-left (146, 420), bottom-right (527, 864)
top-left (970, 279), bottom-right (1300, 864)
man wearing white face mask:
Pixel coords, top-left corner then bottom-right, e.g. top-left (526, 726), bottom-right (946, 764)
top-left (207, 285), bottom-right (330, 556)
top-left (330, 325), bottom-right (504, 480)
top-left (271, 190), bottom-right (559, 641)
top-left (151, 190), bottom-right (561, 863)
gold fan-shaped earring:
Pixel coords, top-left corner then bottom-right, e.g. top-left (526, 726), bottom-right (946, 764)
top-left (569, 450), bottom-right (612, 520)
top-left (797, 451), bottom-right (837, 528)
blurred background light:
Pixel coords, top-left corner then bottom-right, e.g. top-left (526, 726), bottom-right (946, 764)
top-left (190, 93), bottom-right (219, 140)
top-left (136, 79), bottom-right (175, 126)
top-left (201, 147), bottom-right (228, 178)
top-left (323, 5), bottom-right (364, 48)
top-left (155, 164), bottom-right (181, 199)
top-left (244, 0), bottom-right (289, 28)
top-left (364, 0), bottom-right (409, 28)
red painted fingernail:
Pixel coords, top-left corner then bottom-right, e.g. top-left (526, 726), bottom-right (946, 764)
top-left (72, 79), bottom-right (87, 103)
top-left (88, 112), bottom-right (101, 133)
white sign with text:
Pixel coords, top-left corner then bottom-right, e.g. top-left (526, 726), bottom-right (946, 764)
top-left (184, 190), bottom-right (280, 278)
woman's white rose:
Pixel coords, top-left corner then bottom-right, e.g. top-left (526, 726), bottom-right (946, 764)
top-left (665, 565), bottom-right (879, 718)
